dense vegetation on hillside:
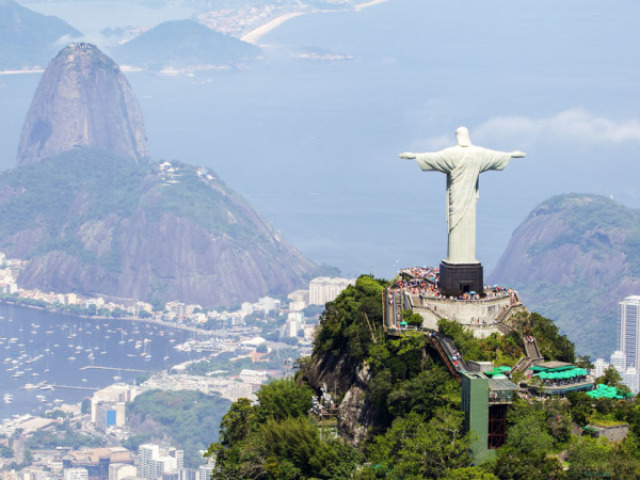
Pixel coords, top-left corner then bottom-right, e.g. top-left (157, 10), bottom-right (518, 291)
top-left (0, 148), bottom-right (315, 307)
top-left (208, 275), bottom-right (640, 479)
top-left (490, 194), bottom-right (640, 358)
top-left (126, 390), bottom-right (230, 468)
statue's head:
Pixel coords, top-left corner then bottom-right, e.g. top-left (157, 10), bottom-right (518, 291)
top-left (456, 127), bottom-right (471, 147)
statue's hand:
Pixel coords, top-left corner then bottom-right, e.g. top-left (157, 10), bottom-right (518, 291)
top-left (399, 152), bottom-right (416, 159)
top-left (511, 151), bottom-right (526, 158)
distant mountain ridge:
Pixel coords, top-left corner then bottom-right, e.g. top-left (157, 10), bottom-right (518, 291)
top-left (0, 0), bottom-right (81, 70)
top-left (111, 19), bottom-right (261, 71)
top-left (490, 193), bottom-right (640, 357)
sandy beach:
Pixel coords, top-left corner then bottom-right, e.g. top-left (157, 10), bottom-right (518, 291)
top-left (241, 11), bottom-right (306, 45)
top-left (0, 69), bottom-right (44, 76)
top-left (354, 0), bottom-right (390, 12)
top-left (241, 0), bottom-right (390, 45)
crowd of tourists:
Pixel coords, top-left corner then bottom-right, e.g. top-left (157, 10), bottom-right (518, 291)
top-left (392, 266), bottom-right (518, 305)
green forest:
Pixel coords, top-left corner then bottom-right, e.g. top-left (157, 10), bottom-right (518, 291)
top-left (125, 390), bottom-right (230, 468)
top-left (207, 275), bottom-right (640, 479)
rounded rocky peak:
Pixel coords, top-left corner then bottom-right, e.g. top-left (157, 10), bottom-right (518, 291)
top-left (16, 43), bottom-right (149, 166)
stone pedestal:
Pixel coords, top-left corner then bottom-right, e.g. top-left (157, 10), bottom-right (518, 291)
top-left (439, 260), bottom-right (483, 297)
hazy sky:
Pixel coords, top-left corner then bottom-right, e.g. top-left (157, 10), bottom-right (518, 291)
top-left (3, 0), bottom-right (640, 278)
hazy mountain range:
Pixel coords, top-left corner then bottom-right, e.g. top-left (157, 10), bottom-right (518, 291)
top-left (0, 0), bottom-right (81, 69)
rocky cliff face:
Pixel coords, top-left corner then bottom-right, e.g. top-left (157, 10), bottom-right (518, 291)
top-left (490, 194), bottom-right (640, 357)
top-left (17, 43), bottom-right (148, 165)
top-left (305, 351), bottom-right (374, 446)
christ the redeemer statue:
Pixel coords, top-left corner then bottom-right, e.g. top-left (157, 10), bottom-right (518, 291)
top-left (400, 127), bottom-right (526, 295)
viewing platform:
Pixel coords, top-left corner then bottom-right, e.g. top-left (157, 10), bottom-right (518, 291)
top-left (384, 266), bottom-right (526, 338)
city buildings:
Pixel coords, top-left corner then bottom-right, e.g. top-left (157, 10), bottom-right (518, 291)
top-left (63, 448), bottom-right (133, 480)
top-left (137, 445), bottom-right (183, 480)
top-left (592, 358), bottom-right (609, 378)
top-left (613, 295), bottom-right (640, 393)
top-left (91, 384), bottom-right (139, 424)
top-left (618, 296), bottom-right (640, 371)
top-left (308, 277), bottom-right (355, 305)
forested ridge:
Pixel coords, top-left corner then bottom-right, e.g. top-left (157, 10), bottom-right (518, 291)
top-left (207, 276), bottom-right (640, 479)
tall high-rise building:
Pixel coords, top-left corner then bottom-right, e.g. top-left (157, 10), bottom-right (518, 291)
top-left (618, 296), bottom-right (640, 372)
top-left (198, 464), bottom-right (214, 480)
top-left (309, 277), bottom-right (356, 305)
top-left (137, 444), bottom-right (183, 480)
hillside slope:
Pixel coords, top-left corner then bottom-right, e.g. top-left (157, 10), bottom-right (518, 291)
top-left (490, 193), bottom-right (640, 357)
top-left (111, 19), bottom-right (261, 71)
top-left (0, 149), bottom-right (316, 308)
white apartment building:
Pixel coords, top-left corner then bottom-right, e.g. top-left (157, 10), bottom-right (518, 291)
top-left (91, 384), bottom-right (139, 423)
top-left (256, 296), bottom-right (281, 313)
top-left (308, 277), bottom-right (355, 305)
top-left (198, 464), bottom-right (214, 480)
top-left (280, 318), bottom-right (301, 338)
top-left (618, 295), bottom-right (640, 372)
top-left (137, 445), bottom-right (183, 480)
top-left (592, 358), bottom-right (609, 378)
top-left (63, 468), bottom-right (88, 480)
top-left (109, 464), bottom-right (137, 480)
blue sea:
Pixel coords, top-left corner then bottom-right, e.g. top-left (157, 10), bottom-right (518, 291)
top-left (2, 0), bottom-right (640, 278)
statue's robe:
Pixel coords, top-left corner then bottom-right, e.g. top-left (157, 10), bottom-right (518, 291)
top-left (415, 145), bottom-right (511, 264)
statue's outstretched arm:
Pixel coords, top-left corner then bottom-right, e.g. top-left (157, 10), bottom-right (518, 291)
top-left (399, 152), bottom-right (416, 159)
top-left (511, 151), bottom-right (526, 158)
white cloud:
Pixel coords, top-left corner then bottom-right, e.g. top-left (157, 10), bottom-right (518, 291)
top-left (472, 109), bottom-right (640, 147)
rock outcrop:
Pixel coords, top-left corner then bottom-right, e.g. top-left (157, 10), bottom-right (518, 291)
top-left (3, 44), bottom-right (317, 308)
top-left (490, 193), bottom-right (640, 357)
top-left (306, 351), bottom-right (374, 446)
top-left (17, 43), bottom-right (148, 165)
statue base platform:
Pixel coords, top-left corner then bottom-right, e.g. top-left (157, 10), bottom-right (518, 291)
top-left (439, 260), bottom-right (483, 297)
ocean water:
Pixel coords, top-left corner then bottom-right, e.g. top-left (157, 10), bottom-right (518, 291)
top-left (2, 0), bottom-right (640, 280)
top-left (0, 304), bottom-right (198, 420)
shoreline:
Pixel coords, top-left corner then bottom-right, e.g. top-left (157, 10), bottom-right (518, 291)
top-left (241, 11), bottom-right (306, 44)
top-left (240, 0), bottom-right (390, 45)
top-left (0, 299), bottom-right (217, 336)
top-left (0, 69), bottom-right (44, 76)
top-left (354, 0), bottom-right (390, 11)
